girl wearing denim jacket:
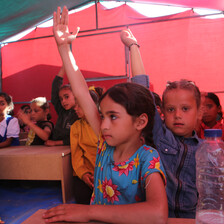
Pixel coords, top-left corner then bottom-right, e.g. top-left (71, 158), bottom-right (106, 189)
top-left (121, 29), bottom-right (203, 218)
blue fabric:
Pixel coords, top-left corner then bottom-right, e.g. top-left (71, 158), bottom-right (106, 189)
top-left (0, 180), bottom-right (64, 224)
top-left (0, 116), bottom-right (19, 146)
top-left (91, 139), bottom-right (166, 205)
top-left (132, 74), bottom-right (203, 218)
top-left (153, 111), bottom-right (203, 218)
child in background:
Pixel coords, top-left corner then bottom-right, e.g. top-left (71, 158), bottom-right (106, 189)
top-left (18, 104), bottom-right (31, 133)
top-left (197, 92), bottom-right (224, 140)
top-left (18, 104), bottom-right (31, 145)
top-left (0, 92), bottom-right (19, 148)
top-left (120, 29), bottom-right (203, 218)
top-left (43, 6), bottom-right (168, 224)
top-left (70, 86), bottom-right (103, 204)
top-left (18, 97), bottom-right (54, 145)
top-left (45, 66), bottom-right (78, 146)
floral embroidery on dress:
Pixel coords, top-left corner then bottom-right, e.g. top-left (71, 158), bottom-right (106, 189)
top-left (134, 154), bottom-right (140, 168)
top-left (112, 161), bottom-right (135, 176)
top-left (148, 157), bottom-right (161, 170)
top-left (102, 178), bottom-right (121, 203)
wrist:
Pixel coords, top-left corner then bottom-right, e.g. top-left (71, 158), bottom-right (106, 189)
top-left (129, 42), bottom-right (140, 50)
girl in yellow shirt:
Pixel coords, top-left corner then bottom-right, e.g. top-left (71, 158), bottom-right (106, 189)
top-left (70, 86), bottom-right (103, 204)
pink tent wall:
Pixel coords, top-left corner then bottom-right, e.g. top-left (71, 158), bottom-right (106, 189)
top-left (2, 3), bottom-right (224, 122)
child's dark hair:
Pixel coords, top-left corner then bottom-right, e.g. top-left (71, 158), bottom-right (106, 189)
top-left (31, 97), bottom-right (51, 120)
top-left (89, 86), bottom-right (104, 106)
top-left (0, 92), bottom-right (14, 114)
top-left (152, 92), bottom-right (162, 108)
top-left (100, 83), bottom-right (155, 147)
top-left (59, 84), bottom-right (72, 92)
top-left (206, 92), bottom-right (223, 119)
top-left (162, 79), bottom-right (201, 108)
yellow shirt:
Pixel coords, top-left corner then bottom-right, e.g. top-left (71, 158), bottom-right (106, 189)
top-left (70, 118), bottom-right (98, 179)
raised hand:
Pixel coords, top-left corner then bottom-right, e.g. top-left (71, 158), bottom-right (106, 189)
top-left (120, 29), bottom-right (137, 47)
top-left (53, 6), bottom-right (80, 46)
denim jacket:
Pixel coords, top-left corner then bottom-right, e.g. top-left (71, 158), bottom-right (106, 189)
top-left (132, 75), bottom-right (203, 218)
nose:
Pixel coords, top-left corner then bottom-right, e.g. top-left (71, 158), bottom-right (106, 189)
top-left (174, 109), bottom-right (182, 118)
top-left (101, 118), bottom-right (109, 131)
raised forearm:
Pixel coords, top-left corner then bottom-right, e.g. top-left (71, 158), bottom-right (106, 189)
top-left (130, 44), bottom-right (146, 77)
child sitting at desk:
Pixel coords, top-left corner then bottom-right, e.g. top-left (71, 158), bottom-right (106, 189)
top-left (0, 92), bottom-right (20, 148)
top-left (43, 6), bottom-right (167, 224)
top-left (18, 97), bottom-right (54, 145)
top-left (45, 66), bottom-right (79, 146)
top-left (70, 86), bottom-right (103, 204)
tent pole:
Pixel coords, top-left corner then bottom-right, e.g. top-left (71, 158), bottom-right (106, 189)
top-left (95, 0), bottom-right (99, 30)
top-left (0, 46), bottom-right (2, 92)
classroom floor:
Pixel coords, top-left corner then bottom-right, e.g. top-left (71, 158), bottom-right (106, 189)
top-left (0, 180), bottom-right (70, 224)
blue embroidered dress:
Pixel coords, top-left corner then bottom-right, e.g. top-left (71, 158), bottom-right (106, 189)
top-left (91, 138), bottom-right (166, 205)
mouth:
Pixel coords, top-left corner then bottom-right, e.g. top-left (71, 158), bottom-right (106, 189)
top-left (173, 123), bottom-right (184, 127)
top-left (103, 134), bottom-right (112, 140)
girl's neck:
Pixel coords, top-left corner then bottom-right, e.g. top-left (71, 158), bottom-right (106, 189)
top-left (113, 138), bottom-right (142, 163)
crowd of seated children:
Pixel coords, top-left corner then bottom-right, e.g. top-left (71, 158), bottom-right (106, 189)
top-left (70, 86), bottom-right (103, 204)
top-left (197, 92), bottom-right (224, 140)
top-left (2, 6), bottom-right (224, 224)
top-left (0, 92), bottom-right (19, 148)
top-left (18, 97), bottom-right (54, 145)
top-left (43, 6), bottom-right (168, 224)
top-left (45, 66), bottom-right (79, 146)
top-left (120, 28), bottom-right (203, 218)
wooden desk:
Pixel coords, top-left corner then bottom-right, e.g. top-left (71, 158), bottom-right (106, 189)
top-left (0, 145), bottom-right (74, 203)
top-left (22, 209), bottom-right (196, 224)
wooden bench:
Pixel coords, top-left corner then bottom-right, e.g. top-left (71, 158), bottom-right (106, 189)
top-left (0, 145), bottom-right (74, 203)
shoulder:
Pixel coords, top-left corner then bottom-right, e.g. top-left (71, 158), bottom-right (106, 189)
top-left (138, 145), bottom-right (161, 160)
top-left (38, 120), bottom-right (54, 129)
top-left (6, 116), bottom-right (19, 126)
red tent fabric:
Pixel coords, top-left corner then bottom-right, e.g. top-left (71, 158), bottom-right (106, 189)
top-left (2, 3), bottom-right (224, 122)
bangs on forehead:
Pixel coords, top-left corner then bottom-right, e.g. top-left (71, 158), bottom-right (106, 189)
top-left (162, 79), bottom-right (201, 108)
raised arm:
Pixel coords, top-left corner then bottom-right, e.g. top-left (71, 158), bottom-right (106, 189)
top-left (51, 66), bottom-right (65, 114)
top-left (120, 29), bottom-right (145, 77)
top-left (53, 6), bottom-right (101, 137)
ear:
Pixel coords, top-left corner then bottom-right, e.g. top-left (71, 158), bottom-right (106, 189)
top-left (134, 113), bottom-right (148, 131)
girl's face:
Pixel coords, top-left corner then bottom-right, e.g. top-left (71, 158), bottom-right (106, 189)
top-left (163, 89), bottom-right (199, 138)
top-left (0, 96), bottom-right (9, 117)
top-left (99, 95), bottom-right (139, 147)
top-left (59, 88), bottom-right (76, 110)
top-left (202, 97), bottom-right (220, 126)
top-left (74, 102), bottom-right (85, 119)
top-left (30, 102), bottom-right (48, 122)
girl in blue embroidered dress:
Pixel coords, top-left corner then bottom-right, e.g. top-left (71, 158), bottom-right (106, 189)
top-left (43, 6), bottom-right (168, 224)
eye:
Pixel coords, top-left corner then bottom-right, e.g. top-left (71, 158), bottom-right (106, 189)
top-left (110, 114), bottom-right (117, 120)
top-left (100, 114), bottom-right (104, 120)
top-left (182, 106), bottom-right (189, 112)
top-left (166, 107), bottom-right (174, 113)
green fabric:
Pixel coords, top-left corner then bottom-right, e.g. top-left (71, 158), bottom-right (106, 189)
top-left (0, 0), bottom-right (92, 43)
